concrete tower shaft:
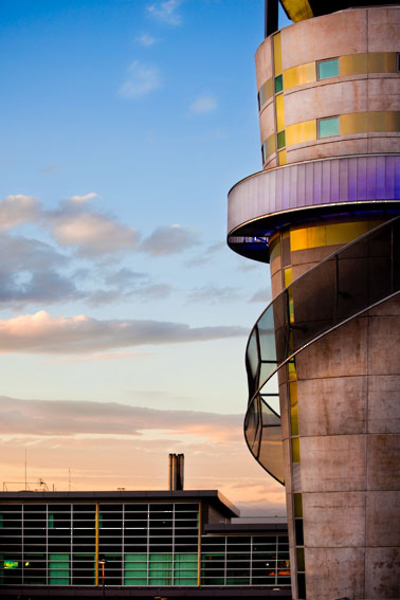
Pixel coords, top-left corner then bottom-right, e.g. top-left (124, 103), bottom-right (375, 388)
top-left (227, 5), bottom-right (400, 600)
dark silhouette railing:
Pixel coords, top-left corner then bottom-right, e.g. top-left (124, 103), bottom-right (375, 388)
top-left (244, 216), bottom-right (400, 485)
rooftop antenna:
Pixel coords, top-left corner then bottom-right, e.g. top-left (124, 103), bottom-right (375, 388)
top-left (68, 468), bottom-right (71, 492)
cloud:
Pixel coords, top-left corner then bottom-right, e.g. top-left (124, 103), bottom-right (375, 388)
top-left (46, 202), bottom-right (139, 257)
top-left (118, 60), bottom-right (161, 98)
top-left (135, 34), bottom-right (157, 46)
top-left (187, 285), bottom-right (241, 304)
top-left (39, 164), bottom-right (60, 174)
top-left (0, 311), bottom-right (247, 354)
top-left (0, 396), bottom-right (242, 440)
top-left (69, 192), bottom-right (98, 203)
top-left (186, 241), bottom-right (224, 267)
top-left (0, 195), bottom-right (40, 231)
top-left (249, 288), bottom-right (271, 303)
top-left (147, 0), bottom-right (183, 25)
top-left (0, 235), bottom-right (82, 308)
top-left (189, 94), bottom-right (218, 114)
top-left (140, 224), bottom-right (200, 257)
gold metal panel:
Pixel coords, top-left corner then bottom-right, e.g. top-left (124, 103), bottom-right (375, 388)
top-left (340, 112), bottom-right (368, 135)
top-left (286, 120), bottom-right (316, 146)
top-left (292, 437), bottom-right (300, 463)
top-left (341, 111), bottom-right (400, 135)
top-left (339, 53), bottom-right (367, 77)
top-left (283, 62), bottom-right (316, 89)
top-left (273, 33), bottom-right (282, 76)
top-left (276, 94), bottom-right (285, 131)
top-left (259, 78), bottom-right (274, 109)
top-left (280, 0), bottom-right (313, 22)
top-left (368, 52), bottom-right (397, 73)
top-left (367, 111), bottom-right (400, 133)
top-left (266, 133), bottom-right (277, 158)
top-left (294, 493), bottom-right (303, 518)
top-left (278, 149), bottom-right (287, 166)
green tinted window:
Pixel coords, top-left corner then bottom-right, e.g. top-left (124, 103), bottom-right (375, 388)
top-left (277, 130), bottom-right (286, 149)
top-left (274, 74), bottom-right (283, 93)
top-left (318, 58), bottom-right (339, 80)
top-left (318, 117), bottom-right (339, 138)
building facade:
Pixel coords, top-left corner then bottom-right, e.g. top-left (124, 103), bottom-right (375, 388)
top-left (0, 490), bottom-right (291, 598)
top-left (227, 2), bottom-right (400, 599)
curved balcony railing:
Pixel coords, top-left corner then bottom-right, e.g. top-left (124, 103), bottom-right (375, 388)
top-left (244, 216), bottom-right (400, 485)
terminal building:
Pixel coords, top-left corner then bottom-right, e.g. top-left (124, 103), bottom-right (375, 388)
top-left (227, 1), bottom-right (400, 599)
top-left (0, 455), bottom-right (291, 599)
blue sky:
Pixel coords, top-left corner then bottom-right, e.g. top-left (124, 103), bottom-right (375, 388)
top-left (0, 0), bottom-right (290, 513)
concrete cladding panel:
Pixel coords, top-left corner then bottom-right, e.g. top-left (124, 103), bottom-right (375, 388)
top-left (303, 492), bottom-right (366, 548)
top-left (305, 547), bottom-right (365, 599)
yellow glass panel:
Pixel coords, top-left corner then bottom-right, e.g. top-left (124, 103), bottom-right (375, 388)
top-left (339, 53), bottom-right (367, 77)
top-left (326, 222), bottom-right (370, 246)
top-left (368, 52), bottom-right (397, 74)
top-left (288, 360), bottom-right (297, 381)
top-left (289, 381), bottom-right (298, 406)
top-left (278, 149), bottom-right (287, 165)
top-left (292, 437), bottom-right (300, 463)
top-left (273, 33), bottom-right (282, 76)
top-left (284, 267), bottom-right (292, 287)
top-left (294, 494), bottom-right (303, 518)
top-left (286, 120), bottom-right (316, 146)
top-left (283, 62), bottom-right (316, 89)
top-left (290, 225), bottom-right (326, 251)
top-left (280, 0), bottom-right (313, 22)
top-left (276, 93), bottom-right (285, 131)
top-left (291, 405), bottom-right (299, 436)
top-left (289, 380), bottom-right (298, 434)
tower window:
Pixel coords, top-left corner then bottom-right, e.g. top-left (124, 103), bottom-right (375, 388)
top-left (274, 74), bottom-right (283, 93)
top-left (318, 117), bottom-right (339, 138)
top-left (277, 130), bottom-right (286, 149)
top-left (317, 58), bottom-right (339, 80)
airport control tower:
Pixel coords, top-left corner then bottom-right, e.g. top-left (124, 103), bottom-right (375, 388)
top-left (227, 1), bottom-right (400, 599)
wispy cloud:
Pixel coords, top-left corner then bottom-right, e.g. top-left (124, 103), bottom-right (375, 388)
top-left (135, 34), bottom-right (157, 46)
top-left (249, 288), bottom-right (271, 303)
top-left (118, 60), bottom-right (162, 98)
top-left (187, 285), bottom-right (241, 304)
top-left (39, 164), bottom-right (60, 175)
top-left (147, 0), bottom-right (183, 25)
top-left (0, 311), bottom-right (247, 354)
top-left (189, 94), bottom-right (218, 114)
top-left (69, 192), bottom-right (98, 204)
top-left (139, 224), bottom-right (200, 257)
top-left (0, 396), bottom-right (241, 440)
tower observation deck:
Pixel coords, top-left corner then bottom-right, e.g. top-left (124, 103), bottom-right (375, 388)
top-left (227, 2), bottom-right (400, 599)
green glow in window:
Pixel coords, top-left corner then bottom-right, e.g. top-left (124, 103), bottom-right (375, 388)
top-left (277, 130), bottom-right (286, 149)
top-left (4, 561), bottom-right (18, 570)
top-left (274, 74), bottom-right (283, 93)
top-left (317, 58), bottom-right (339, 80)
top-left (318, 117), bottom-right (339, 138)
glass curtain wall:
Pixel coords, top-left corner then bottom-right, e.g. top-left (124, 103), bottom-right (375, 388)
top-left (0, 502), bottom-right (290, 588)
